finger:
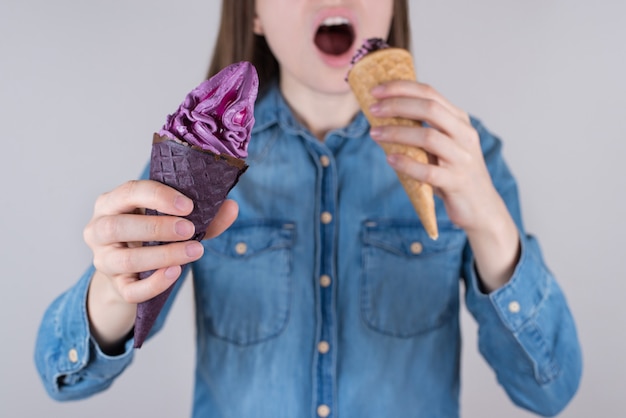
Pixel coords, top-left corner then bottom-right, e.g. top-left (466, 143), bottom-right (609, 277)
top-left (203, 199), bottom-right (239, 240)
top-left (86, 213), bottom-right (196, 246)
top-left (95, 180), bottom-right (194, 217)
top-left (95, 240), bottom-right (204, 276)
top-left (386, 153), bottom-right (450, 190)
top-left (370, 96), bottom-right (468, 140)
top-left (115, 266), bottom-right (183, 304)
top-left (371, 80), bottom-right (469, 123)
top-left (371, 125), bottom-right (460, 163)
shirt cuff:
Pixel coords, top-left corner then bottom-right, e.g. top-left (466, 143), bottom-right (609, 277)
top-left (42, 265), bottom-right (135, 399)
top-left (465, 233), bottom-right (549, 331)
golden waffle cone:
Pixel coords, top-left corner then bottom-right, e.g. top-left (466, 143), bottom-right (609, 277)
top-left (348, 48), bottom-right (438, 239)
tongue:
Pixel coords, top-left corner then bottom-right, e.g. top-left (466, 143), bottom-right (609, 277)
top-left (315, 25), bottom-right (353, 55)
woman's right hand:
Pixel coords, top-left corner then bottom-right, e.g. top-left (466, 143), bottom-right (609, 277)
top-left (83, 179), bottom-right (238, 351)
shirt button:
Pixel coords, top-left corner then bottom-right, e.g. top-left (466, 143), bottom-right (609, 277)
top-left (410, 241), bottom-right (423, 254)
top-left (68, 348), bottom-right (79, 363)
top-left (508, 301), bottom-right (521, 313)
top-left (318, 341), bottom-right (330, 354)
top-left (320, 155), bottom-right (330, 167)
top-left (317, 405), bottom-right (331, 418)
top-left (320, 275), bottom-right (331, 288)
top-left (321, 212), bottom-right (333, 224)
top-left (234, 242), bottom-right (247, 255)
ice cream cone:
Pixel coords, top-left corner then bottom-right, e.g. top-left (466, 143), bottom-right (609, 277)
top-left (348, 47), bottom-right (438, 239)
top-left (132, 61), bottom-right (258, 348)
top-left (134, 134), bottom-right (248, 348)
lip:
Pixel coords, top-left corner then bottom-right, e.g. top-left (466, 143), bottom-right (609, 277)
top-left (311, 7), bottom-right (359, 68)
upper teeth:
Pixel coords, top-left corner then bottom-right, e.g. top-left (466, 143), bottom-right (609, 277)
top-left (321, 16), bottom-right (350, 26)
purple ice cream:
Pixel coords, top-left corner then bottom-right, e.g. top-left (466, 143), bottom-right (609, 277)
top-left (134, 62), bottom-right (259, 348)
top-left (159, 61), bottom-right (258, 158)
top-left (350, 37), bottom-right (389, 66)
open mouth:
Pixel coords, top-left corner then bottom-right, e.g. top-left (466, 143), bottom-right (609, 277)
top-left (314, 16), bottom-right (355, 56)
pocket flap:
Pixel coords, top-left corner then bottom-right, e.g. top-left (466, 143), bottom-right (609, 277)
top-left (362, 219), bottom-right (465, 257)
top-left (206, 221), bottom-right (296, 258)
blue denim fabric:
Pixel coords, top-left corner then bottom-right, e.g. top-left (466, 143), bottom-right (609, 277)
top-left (35, 84), bottom-right (582, 417)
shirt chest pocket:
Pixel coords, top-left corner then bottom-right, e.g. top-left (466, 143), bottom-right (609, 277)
top-left (193, 221), bottom-right (295, 346)
top-left (361, 220), bottom-right (466, 338)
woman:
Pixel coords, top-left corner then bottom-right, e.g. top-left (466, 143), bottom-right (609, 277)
top-left (35, 1), bottom-right (582, 416)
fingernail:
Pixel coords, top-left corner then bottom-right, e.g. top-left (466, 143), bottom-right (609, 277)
top-left (174, 195), bottom-right (193, 212)
top-left (164, 266), bottom-right (180, 280)
top-left (175, 220), bottom-right (194, 237)
top-left (369, 103), bottom-right (381, 114)
top-left (185, 242), bottom-right (204, 258)
top-left (370, 127), bottom-right (383, 139)
top-left (387, 154), bottom-right (398, 165)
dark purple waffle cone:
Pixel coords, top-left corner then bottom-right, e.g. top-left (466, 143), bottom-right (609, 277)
top-left (133, 134), bottom-right (247, 348)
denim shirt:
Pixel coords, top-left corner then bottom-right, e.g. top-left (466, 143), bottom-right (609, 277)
top-left (35, 84), bottom-right (582, 418)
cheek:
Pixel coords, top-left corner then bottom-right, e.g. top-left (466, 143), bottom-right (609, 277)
top-left (363, 1), bottom-right (394, 37)
top-left (261, 21), bottom-right (305, 65)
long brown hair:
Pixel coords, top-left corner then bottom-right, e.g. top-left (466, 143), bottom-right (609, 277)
top-left (207, 0), bottom-right (411, 96)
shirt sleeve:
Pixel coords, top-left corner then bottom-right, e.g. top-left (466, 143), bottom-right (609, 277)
top-left (33, 265), bottom-right (134, 400)
top-left (34, 264), bottom-right (189, 401)
top-left (462, 118), bottom-right (582, 416)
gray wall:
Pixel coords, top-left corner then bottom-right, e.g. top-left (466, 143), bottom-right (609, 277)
top-left (1, 1), bottom-right (624, 416)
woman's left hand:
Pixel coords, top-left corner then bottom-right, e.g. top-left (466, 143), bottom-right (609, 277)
top-left (368, 80), bottom-right (520, 291)
top-left (369, 80), bottom-right (499, 233)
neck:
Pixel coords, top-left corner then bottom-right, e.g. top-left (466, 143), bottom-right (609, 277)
top-left (280, 78), bottom-right (360, 141)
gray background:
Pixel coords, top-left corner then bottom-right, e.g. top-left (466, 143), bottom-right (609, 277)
top-left (1, 0), bottom-right (624, 417)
